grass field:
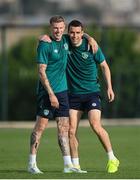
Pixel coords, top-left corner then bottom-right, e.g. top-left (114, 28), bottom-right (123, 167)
top-left (0, 126), bottom-right (140, 179)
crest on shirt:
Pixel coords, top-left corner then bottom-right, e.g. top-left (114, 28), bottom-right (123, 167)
top-left (82, 52), bottom-right (88, 59)
top-left (54, 49), bottom-right (58, 53)
top-left (64, 43), bottom-right (68, 50)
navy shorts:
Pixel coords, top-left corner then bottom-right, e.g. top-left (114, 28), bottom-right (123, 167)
top-left (69, 92), bottom-right (101, 112)
top-left (36, 90), bottom-right (69, 119)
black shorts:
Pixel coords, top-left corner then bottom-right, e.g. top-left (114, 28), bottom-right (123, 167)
top-left (69, 92), bottom-right (101, 112)
top-left (36, 90), bottom-right (69, 119)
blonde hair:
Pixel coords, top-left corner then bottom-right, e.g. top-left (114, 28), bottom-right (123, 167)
top-left (50, 15), bottom-right (65, 25)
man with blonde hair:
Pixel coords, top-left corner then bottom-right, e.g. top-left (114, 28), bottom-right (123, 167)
top-left (28, 15), bottom-right (76, 174)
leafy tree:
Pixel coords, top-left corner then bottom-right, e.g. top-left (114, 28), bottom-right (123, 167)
top-left (1, 26), bottom-right (140, 120)
top-left (100, 28), bottom-right (140, 118)
top-left (8, 37), bottom-right (37, 120)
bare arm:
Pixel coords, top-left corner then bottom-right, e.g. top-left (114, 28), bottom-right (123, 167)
top-left (100, 60), bottom-right (115, 102)
top-left (38, 64), bottom-right (59, 108)
top-left (84, 33), bottom-right (98, 53)
top-left (39, 33), bottom-right (98, 53)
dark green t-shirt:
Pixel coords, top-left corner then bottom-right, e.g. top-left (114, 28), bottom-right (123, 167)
top-left (67, 37), bottom-right (105, 94)
top-left (36, 36), bottom-right (69, 95)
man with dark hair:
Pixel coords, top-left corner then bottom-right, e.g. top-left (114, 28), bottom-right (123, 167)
top-left (67, 20), bottom-right (120, 173)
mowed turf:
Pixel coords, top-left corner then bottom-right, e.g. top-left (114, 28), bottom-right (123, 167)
top-left (0, 125), bottom-right (140, 179)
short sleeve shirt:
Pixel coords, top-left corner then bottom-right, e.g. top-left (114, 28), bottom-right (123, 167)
top-left (67, 37), bottom-right (105, 94)
top-left (36, 36), bottom-right (69, 95)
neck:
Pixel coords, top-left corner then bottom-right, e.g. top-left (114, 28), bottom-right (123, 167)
top-left (73, 39), bottom-right (82, 47)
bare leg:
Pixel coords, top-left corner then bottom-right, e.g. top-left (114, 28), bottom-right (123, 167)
top-left (30, 116), bottom-right (48, 154)
top-left (28, 116), bottom-right (48, 173)
top-left (88, 109), bottom-right (119, 173)
top-left (56, 116), bottom-right (87, 173)
top-left (69, 110), bottom-right (87, 173)
top-left (56, 116), bottom-right (77, 172)
top-left (69, 110), bottom-right (83, 158)
top-left (88, 109), bottom-right (112, 152)
top-left (56, 117), bottom-right (70, 156)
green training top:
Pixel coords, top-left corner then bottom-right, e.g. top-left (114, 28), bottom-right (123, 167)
top-left (67, 37), bottom-right (105, 94)
top-left (36, 36), bottom-right (69, 95)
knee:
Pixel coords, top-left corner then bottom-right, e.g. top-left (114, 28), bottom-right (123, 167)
top-left (63, 121), bottom-right (70, 132)
top-left (36, 123), bottom-right (46, 133)
top-left (91, 122), bottom-right (102, 135)
top-left (69, 128), bottom-right (76, 139)
top-left (58, 120), bottom-right (70, 135)
top-left (31, 125), bottom-right (45, 142)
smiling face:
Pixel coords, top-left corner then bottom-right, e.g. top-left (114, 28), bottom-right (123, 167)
top-left (68, 20), bottom-right (84, 47)
top-left (51, 21), bottom-right (65, 41)
top-left (68, 26), bottom-right (83, 46)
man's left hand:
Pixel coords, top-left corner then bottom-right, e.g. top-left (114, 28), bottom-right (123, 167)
top-left (107, 88), bottom-right (115, 102)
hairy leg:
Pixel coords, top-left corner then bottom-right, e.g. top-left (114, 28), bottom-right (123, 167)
top-left (30, 116), bottom-right (48, 154)
top-left (56, 117), bottom-right (71, 156)
top-left (88, 109), bottom-right (112, 152)
top-left (69, 110), bottom-right (83, 158)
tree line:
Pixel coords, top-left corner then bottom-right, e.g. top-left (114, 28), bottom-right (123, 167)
top-left (0, 26), bottom-right (140, 120)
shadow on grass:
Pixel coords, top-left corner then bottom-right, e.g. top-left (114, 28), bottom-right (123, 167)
top-left (0, 169), bottom-right (105, 173)
top-left (0, 169), bottom-right (27, 173)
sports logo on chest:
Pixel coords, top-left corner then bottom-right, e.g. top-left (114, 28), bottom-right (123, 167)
top-left (64, 43), bottom-right (68, 50)
top-left (81, 52), bottom-right (88, 59)
top-left (54, 49), bottom-right (58, 53)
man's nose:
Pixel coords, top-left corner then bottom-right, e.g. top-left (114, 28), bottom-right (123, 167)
top-left (73, 33), bottom-right (76, 37)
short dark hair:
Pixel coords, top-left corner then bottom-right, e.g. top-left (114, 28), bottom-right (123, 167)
top-left (68, 20), bottom-right (84, 32)
top-left (49, 15), bottom-right (65, 25)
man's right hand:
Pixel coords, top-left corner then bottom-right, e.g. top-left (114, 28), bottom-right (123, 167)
top-left (39, 34), bottom-right (52, 42)
top-left (49, 94), bottom-right (59, 108)
top-left (88, 37), bottom-right (98, 53)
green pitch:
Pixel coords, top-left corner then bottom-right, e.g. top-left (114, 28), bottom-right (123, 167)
top-left (0, 125), bottom-right (140, 179)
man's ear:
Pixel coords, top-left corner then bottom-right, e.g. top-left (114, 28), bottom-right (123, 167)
top-left (81, 31), bottom-right (84, 38)
top-left (63, 23), bottom-right (66, 31)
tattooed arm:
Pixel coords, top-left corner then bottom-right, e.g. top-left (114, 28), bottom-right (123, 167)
top-left (38, 64), bottom-right (59, 108)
